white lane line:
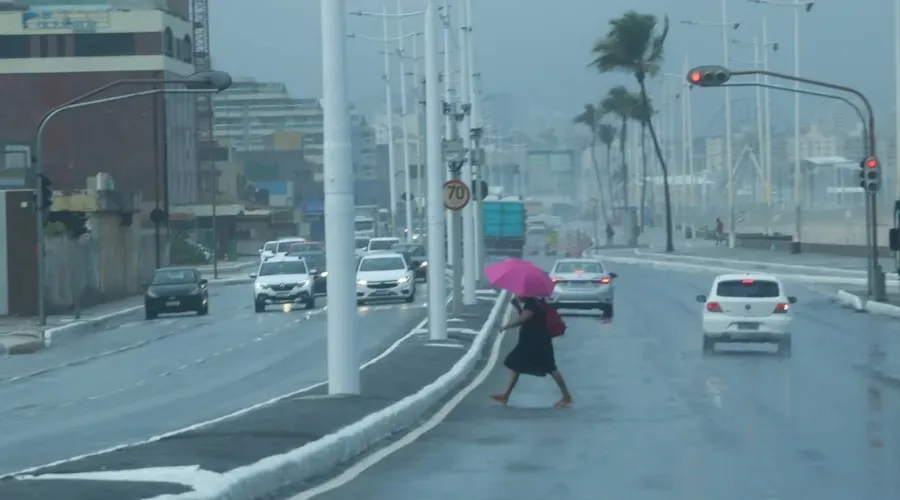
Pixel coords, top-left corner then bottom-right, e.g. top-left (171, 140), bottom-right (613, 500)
top-left (5, 295), bottom-right (456, 477)
top-left (289, 332), bottom-right (507, 499)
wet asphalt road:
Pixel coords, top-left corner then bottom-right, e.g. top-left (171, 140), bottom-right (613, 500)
top-left (310, 258), bottom-right (900, 500)
top-left (0, 281), bottom-right (432, 476)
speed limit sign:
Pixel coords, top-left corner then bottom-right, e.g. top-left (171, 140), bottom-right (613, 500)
top-left (443, 179), bottom-right (470, 210)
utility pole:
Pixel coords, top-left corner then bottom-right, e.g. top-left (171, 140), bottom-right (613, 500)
top-left (458, 0), bottom-right (476, 305)
top-left (446, 102), bottom-right (465, 315)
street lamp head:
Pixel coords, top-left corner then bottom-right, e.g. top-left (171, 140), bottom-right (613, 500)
top-left (732, 22), bottom-right (740, 29)
top-left (680, 20), bottom-right (697, 25)
top-left (349, 10), bottom-right (363, 16)
top-left (686, 65), bottom-right (732, 86)
top-left (346, 33), bottom-right (357, 38)
top-left (772, 42), bottom-right (779, 51)
top-left (805, 2), bottom-right (814, 12)
top-left (185, 70), bottom-right (232, 92)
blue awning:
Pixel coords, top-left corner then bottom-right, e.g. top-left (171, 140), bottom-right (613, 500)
top-left (304, 198), bottom-right (324, 213)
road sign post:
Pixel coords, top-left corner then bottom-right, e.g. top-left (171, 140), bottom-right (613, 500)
top-left (443, 179), bottom-right (470, 211)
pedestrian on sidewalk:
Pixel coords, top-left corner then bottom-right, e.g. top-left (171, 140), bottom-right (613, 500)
top-left (490, 296), bottom-right (574, 408)
top-left (715, 217), bottom-right (725, 245)
top-left (605, 223), bottom-right (614, 246)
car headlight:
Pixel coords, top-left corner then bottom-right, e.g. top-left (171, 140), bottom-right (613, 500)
top-left (398, 275), bottom-right (410, 283)
top-left (296, 281), bottom-right (309, 287)
top-left (146, 290), bottom-right (158, 298)
top-left (420, 261), bottom-right (427, 267)
top-left (357, 280), bottom-right (368, 285)
top-left (319, 271), bottom-right (328, 277)
top-left (255, 282), bottom-right (268, 289)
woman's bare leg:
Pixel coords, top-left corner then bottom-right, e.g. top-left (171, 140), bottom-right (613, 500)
top-left (550, 370), bottom-right (573, 407)
top-left (490, 371), bottom-right (520, 404)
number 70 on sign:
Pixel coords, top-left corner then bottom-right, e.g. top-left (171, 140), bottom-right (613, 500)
top-left (443, 179), bottom-right (470, 210)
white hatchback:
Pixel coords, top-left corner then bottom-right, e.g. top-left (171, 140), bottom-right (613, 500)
top-left (696, 273), bottom-right (796, 356)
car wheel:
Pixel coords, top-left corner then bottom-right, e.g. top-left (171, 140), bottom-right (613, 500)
top-left (306, 297), bottom-right (317, 309)
top-left (600, 304), bottom-right (613, 317)
top-left (145, 309), bottom-right (156, 320)
top-left (777, 336), bottom-right (792, 356)
top-left (702, 336), bottom-right (715, 355)
top-left (254, 301), bottom-right (265, 313)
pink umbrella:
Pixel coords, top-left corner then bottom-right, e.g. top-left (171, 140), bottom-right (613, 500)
top-left (484, 258), bottom-right (554, 297)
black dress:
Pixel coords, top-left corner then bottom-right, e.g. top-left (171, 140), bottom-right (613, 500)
top-left (503, 298), bottom-right (558, 377)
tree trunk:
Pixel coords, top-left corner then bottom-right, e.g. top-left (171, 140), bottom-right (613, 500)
top-left (639, 124), bottom-right (648, 230)
top-left (588, 134), bottom-right (610, 222)
top-left (637, 78), bottom-right (674, 253)
top-left (619, 117), bottom-right (628, 211)
top-left (604, 146), bottom-right (615, 217)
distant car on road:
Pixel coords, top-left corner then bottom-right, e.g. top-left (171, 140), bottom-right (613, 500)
top-left (144, 267), bottom-right (209, 320)
top-left (288, 241), bottom-right (325, 254)
top-left (367, 237), bottom-right (401, 252)
top-left (355, 237), bottom-right (371, 258)
top-left (391, 242), bottom-right (427, 281)
top-left (356, 252), bottom-right (415, 305)
top-left (272, 237), bottom-right (307, 259)
top-left (251, 256), bottom-right (316, 312)
top-left (290, 250), bottom-right (327, 295)
top-left (547, 258), bottom-right (616, 317)
top-left (259, 240), bottom-right (277, 262)
top-left (696, 273), bottom-right (796, 356)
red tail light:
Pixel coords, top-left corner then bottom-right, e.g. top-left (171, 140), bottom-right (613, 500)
top-left (595, 277), bottom-right (611, 284)
top-left (773, 303), bottom-right (789, 313)
top-left (552, 278), bottom-right (565, 284)
top-left (706, 301), bottom-right (722, 312)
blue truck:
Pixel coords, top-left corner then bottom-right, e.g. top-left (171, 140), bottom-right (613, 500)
top-left (482, 197), bottom-right (526, 258)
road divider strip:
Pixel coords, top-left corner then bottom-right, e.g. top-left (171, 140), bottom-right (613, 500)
top-left (833, 289), bottom-right (900, 318)
top-left (157, 289), bottom-right (511, 500)
top-left (632, 249), bottom-right (865, 275)
top-left (599, 255), bottom-right (896, 286)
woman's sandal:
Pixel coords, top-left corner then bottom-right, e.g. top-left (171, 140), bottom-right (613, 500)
top-left (489, 393), bottom-right (509, 405)
top-left (553, 398), bottom-right (573, 408)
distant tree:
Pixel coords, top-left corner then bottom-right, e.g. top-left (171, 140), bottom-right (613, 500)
top-left (600, 86), bottom-right (640, 210)
top-left (591, 11), bottom-right (674, 252)
top-left (596, 122), bottom-right (618, 214)
top-left (573, 104), bottom-right (610, 221)
top-left (630, 97), bottom-right (654, 229)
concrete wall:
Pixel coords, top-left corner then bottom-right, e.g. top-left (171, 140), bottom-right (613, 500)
top-left (43, 219), bottom-right (165, 313)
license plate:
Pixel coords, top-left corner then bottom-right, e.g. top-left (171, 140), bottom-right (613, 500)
top-left (571, 281), bottom-right (590, 287)
top-left (166, 300), bottom-right (179, 306)
top-left (736, 322), bottom-right (758, 330)
top-left (276, 292), bottom-right (291, 297)
top-left (371, 290), bottom-right (392, 296)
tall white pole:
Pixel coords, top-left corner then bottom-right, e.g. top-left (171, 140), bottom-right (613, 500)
top-left (752, 37), bottom-right (765, 206)
top-left (442, 1), bottom-right (455, 268)
top-left (680, 70), bottom-right (689, 235)
top-left (424, 0), bottom-right (447, 341)
top-left (321, 0), bottom-right (359, 395)
top-left (791, 8), bottom-right (802, 251)
top-left (382, 8), bottom-right (398, 237)
top-left (762, 17), bottom-right (773, 216)
top-left (722, 0), bottom-right (736, 247)
top-left (459, 0), bottom-right (476, 305)
top-left (412, 36), bottom-right (425, 234)
top-left (467, 0), bottom-right (484, 276)
top-left (895, 0), bottom-right (900, 200)
top-left (686, 53), bottom-right (697, 222)
top-left (397, 1), bottom-right (414, 242)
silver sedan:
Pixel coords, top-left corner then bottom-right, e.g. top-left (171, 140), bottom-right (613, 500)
top-left (548, 258), bottom-right (617, 316)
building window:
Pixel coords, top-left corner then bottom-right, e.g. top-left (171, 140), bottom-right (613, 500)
top-left (73, 33), bottom-right (137, 57)
top-left (0, 35), bottom-right (29, 58)
top-left (163, 27), bottom-right (174, 57)
top-left (182, 35), bottom-right (192, 63)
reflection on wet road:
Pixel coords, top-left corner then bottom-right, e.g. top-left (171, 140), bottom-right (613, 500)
top-left (311, 261), bottom-right (900, 500)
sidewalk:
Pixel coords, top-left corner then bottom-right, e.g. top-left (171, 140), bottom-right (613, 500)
top-left (0, 262), bottom-right (255, 355)
top-left (0, 301), bottom-right (499, 500)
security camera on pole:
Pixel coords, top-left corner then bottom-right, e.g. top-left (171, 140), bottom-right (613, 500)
top-left (459, 0), bottom-right (477, 305)
top-left (424, 0), bottom-right (448, 341)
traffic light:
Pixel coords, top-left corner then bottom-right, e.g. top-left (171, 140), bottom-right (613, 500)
top-left (686, 66), bottom-right (732, 87)
top-left (861, 155), bottom-right (881, 193)
top-left (36, 173), bottom-right (53, 210)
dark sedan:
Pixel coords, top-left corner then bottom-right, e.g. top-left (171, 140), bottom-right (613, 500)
top-left (144, 267), bottom-right (209, 320)
top-left (391, 243), bottom-right (427, 281)
top-left (292, 251), bottom-right (327, 295)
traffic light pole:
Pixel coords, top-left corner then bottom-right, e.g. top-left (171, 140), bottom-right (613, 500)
top-left (691, 66), bottom-right (886, 301)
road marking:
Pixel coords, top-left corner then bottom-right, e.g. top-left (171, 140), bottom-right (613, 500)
top-left (424, 342), bottom-right (465, 349)
top-left (16, 465), bottom-right (223, 490)
top-left (288, 330), bottom-right (507, 499)
top-left (4, 295), bottom-right (459, 478)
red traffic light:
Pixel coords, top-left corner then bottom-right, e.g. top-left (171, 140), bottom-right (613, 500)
top-left (865, 157), bottom-right (878, 168)
top-left (689, 71), bottom-right (702, 83)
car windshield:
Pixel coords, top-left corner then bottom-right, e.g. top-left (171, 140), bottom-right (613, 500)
top-left (276, 240), bottom-right (304, 253)
top-left (359, 256), bottom-right (406, 272)
top-left (354, 219), bottom-right (375, 231)
top-left (263, 242), bottom-right (275, 251)
top-left (152, 269), bottom-right (196, 285)
top-left (355, 238), bottom-right (370, 249)
top-left (369, 239), bottom-right (398, 251)
top-left (554, 261), bottom-right (604, 274)
top-left (259, 260), bottom-right (308, 276)
top-left (290, 242), bottom-right (324, 253)
top-left (391, 244), bottom-right (421, 255)
top-left (716, 279), bottom-right (780, 298)
top-left (294, 252), bottom-right (325, 270)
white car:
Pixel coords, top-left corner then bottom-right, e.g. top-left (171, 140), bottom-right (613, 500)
top-left (356, 252), bottom-right (415, 304)
top-left (355, 237), bottom-right (371, 258)
top-left (250, 256), bottom-right (316, 312)
top-left (259, 240), bottom-right (277, 262)
top-left (367, 237), bottom-right (401, 253)
top-left (696, 273), bottom-right (796, 356)
top-left (548, 258), bottom-right (616, 316)
top-left (272, 237), bottom-right (306, 259)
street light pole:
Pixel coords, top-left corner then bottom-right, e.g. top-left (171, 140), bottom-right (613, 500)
top-left (440, 2), bottom-right (461, 312)
top-left (397, 0), bottom-right (414, 242)
top-left (424, 0), bottom-right (448, 341)
top-left (466, 0), bottom-right (485, 277)
top-left (459, 0), bottom-right (476, 305)
top-left (382, 10), bottom-right (397, 237)
top-left (321, 0), bottom-right (359, 395)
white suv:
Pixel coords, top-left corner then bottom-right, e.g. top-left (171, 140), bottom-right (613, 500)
top-left (356, 252), bottom-right (415, 304)
top-left (696, 273), bottom-right (796, 356)
top-left (251, 256), bottom-right (316, 312)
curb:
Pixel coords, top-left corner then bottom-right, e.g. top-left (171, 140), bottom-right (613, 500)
top-left (833, 289), bottom-right (900, 318)
top-left (0, 335), bottom-right (45, 355)
top-left (632, 249), bottom-right (866, 276)
top-left (157, 290), bottom-right (512, 500)
top-left (40, 277), bottom-right (253, 351)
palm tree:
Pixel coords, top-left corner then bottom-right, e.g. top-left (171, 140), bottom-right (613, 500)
top-left (591, 11), bottom-right (674, 252)
top-left (599, 85), bottom-right (640, 211)
top-left (573, 104), bottom-right (610, 222)
top-left (597, 123), bottom-right (617, 213)
top-left (631, 97), bottom-right (654, 229)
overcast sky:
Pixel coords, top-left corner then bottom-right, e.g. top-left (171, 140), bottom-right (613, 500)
top-left (210, 0), bottom-right (896, 138)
